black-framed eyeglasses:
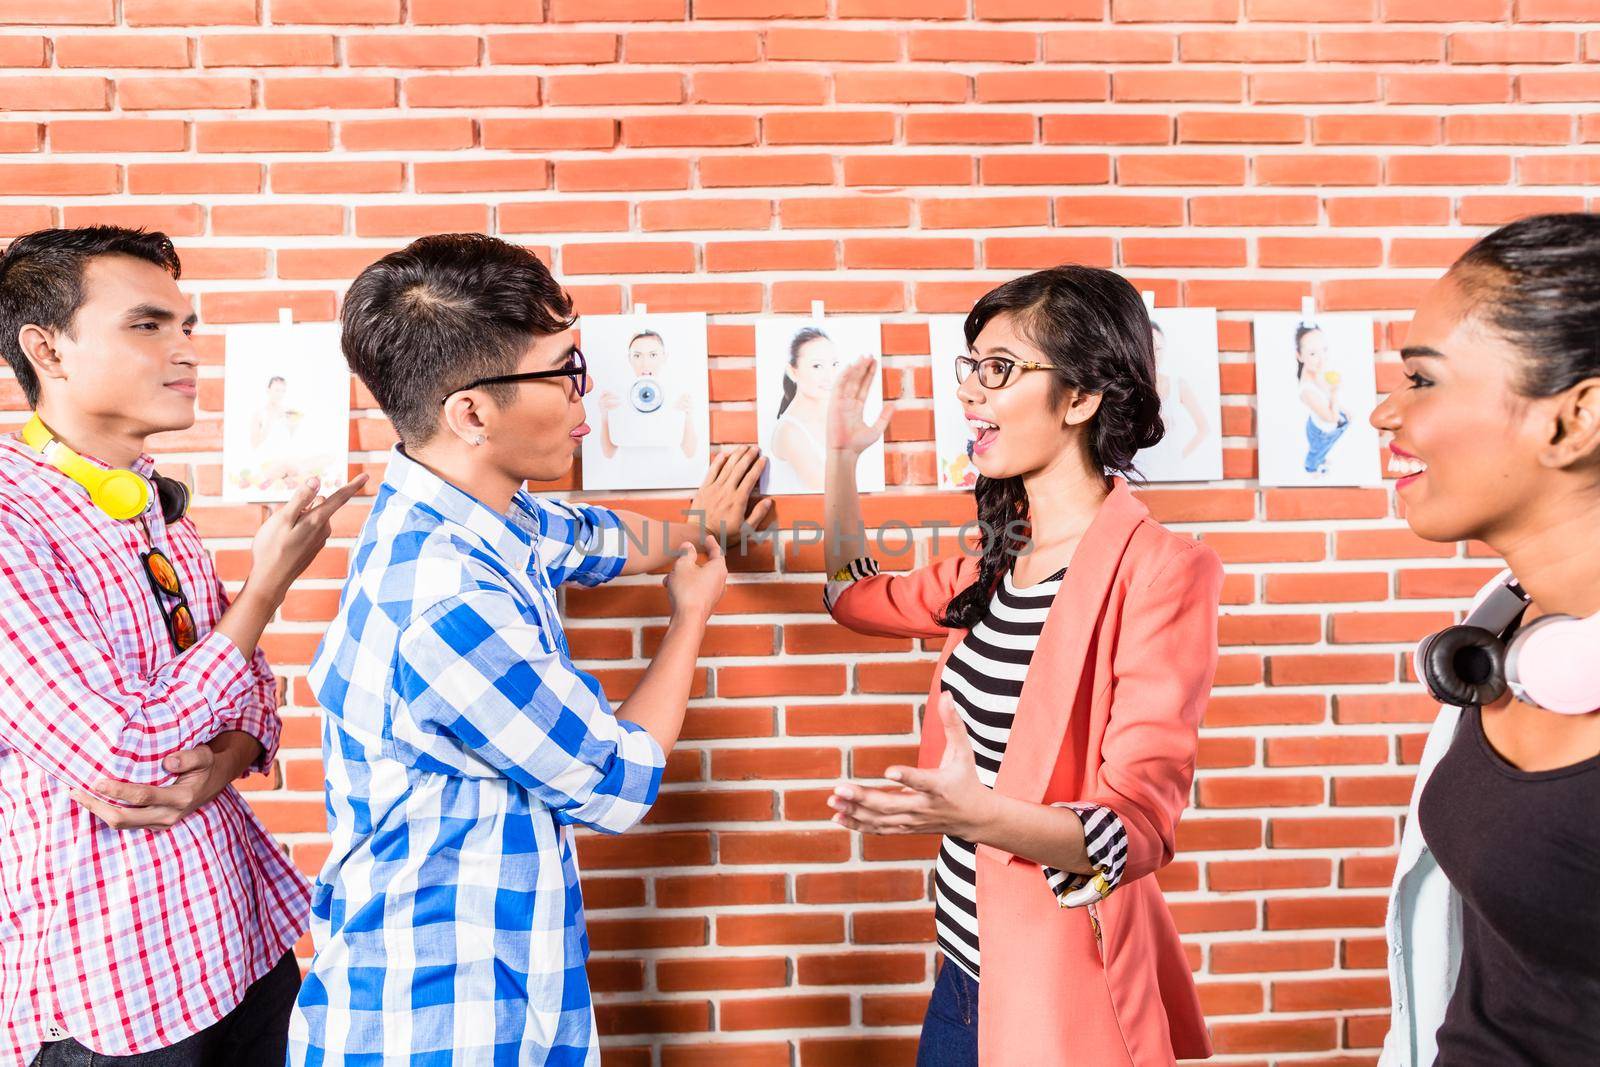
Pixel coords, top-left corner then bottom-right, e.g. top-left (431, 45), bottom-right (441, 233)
top-left (142, 548), bottom-right (197, 653)
top-left (955, 354), bottom-right (1053, 390)
top-left (441, 348), bottom-right (590, 405)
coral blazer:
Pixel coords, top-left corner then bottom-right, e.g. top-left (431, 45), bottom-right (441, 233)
top-left (829, 479), bottom-right (1223, 1066)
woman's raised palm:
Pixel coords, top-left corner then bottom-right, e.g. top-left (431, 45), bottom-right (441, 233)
top-left (827, 356), bottom-right (895, 454)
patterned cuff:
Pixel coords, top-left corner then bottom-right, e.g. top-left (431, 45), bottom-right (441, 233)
top-left (1043, 803), bottom-right (1129, 909)
top-left (823, 556), bottom-right (880, 612)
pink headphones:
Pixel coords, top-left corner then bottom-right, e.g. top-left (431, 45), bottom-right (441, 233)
top-left (1415, 570), bottom-right (1600, 715)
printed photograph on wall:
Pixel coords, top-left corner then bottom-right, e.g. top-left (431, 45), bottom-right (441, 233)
top-left (1135, 307), bottom-right (1224, 484)
top-left (1254, 312), bottom-right (1383, 487)
top-left (580, 312), bottom-right (711, 491)
top-left (755, 315), bottom-right (886, 496)
top-left (930, 314), bottom-right (979, 491)
top-left (222, 321), bottom-right (350, 502)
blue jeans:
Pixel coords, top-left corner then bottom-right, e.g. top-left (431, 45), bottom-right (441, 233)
top-left (917, 961), bottom-right (978, 1067)
top-left (1304, 412), bottom-right (1349, 473)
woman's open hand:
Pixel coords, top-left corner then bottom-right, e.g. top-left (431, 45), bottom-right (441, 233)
top-left (827, 692), bottom-right (996, 839)
top-left (826, 356), bottom-right (895, 456)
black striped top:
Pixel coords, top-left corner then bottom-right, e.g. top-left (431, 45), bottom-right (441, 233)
top-left (934, 564), bottom-right (1128, 981)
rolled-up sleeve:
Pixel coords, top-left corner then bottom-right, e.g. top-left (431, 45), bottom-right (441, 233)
top-left (1043, 803), bottom-right (1129, 908)
top-left (528, 497), bottom-right (629, 589)
top-left (0, 512), bottom-right (254, 793)
top-left (394, 589), bottom-right (664, 834)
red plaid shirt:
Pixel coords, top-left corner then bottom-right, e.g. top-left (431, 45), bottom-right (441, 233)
top-left (0, 436), bottom-right (309, 1062)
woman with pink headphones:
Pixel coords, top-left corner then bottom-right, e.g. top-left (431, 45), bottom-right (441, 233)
top-left (1377, 212), bottom-right (1600, 1067)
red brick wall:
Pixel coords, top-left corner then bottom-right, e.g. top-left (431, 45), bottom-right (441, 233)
top-left (3, 2), bottom-right (1596, 1063)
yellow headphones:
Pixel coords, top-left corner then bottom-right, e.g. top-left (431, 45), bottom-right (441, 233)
top-left (21, 414), bottom-right (188, 523)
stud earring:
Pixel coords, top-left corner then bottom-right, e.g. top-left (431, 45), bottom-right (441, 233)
top-left (474, 435), bottom-right (487, 446)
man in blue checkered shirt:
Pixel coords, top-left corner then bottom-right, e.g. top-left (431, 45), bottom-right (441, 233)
top-left (287, 235), bottom-right (770, 1066)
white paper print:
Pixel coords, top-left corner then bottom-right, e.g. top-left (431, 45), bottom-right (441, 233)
top-left (1135, 307), bottom-right (1224, 484)
top-left (755, 316), bottom-right (886, 496)
top-left (930, 315), bottom-right (980, 492)
top-left (222, 321), bottom-right (350, 502)
top-left (580, 312), bottom-right (711, 491)
top-left (1253, 313), bottom-right (1383, 487)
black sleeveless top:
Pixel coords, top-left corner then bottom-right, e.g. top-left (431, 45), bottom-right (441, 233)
top-left (1417, 705), bottom-right (1600, 1066)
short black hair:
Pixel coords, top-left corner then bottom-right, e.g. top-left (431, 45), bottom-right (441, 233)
top-left (0, 226), bottom-right (181, 407)
top-left (341, 233), bottom-right (575, 445)
top-left (1452, 212), bottom-right (1600, 399)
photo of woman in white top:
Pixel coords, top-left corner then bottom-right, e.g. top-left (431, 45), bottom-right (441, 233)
top-left (1136, 319), bottom-right (1217, 481)
top-left (769, 326), bottom-right (841, 492)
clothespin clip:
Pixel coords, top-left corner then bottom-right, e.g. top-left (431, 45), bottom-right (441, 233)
top-left (1141, 290), bottom-right (1156, 314)
top-left (278, 307), bottom-right (293, 328)
top-left (1300, 295), bottom-right (1316, 324)
top-left (632, 304), bottom-right (648, 317)
top-left (811, 299), bottom-right (825, 322)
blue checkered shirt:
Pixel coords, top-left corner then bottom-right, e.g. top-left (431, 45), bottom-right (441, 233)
top-left (288, 447), bottom-right (664, 1067)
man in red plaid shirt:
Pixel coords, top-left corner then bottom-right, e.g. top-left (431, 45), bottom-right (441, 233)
top-left (0, 227), bottom-right (365, 1066)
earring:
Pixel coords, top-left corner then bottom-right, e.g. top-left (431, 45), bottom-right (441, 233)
top-left (474, 435), bottom-right (486, 446)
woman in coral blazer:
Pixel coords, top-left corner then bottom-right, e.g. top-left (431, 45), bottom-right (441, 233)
top-left (821, 266), bottom-right (1223, 1066)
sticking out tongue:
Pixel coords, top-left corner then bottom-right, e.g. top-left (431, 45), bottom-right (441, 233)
top-left (971, 426), bottom-right (999, 454)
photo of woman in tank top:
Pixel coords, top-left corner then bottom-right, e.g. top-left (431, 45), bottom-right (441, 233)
top-left (1377, 213), bottom-right (1600, 1067)
top-left (818, 266), bottom-right (1224, 1067)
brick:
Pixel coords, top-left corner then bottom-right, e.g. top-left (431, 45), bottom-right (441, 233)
top-left (1113, 0), bottom-right (1239, 18)
top-left (1317, 30), bottom-right (1443, 62)
top-left (1056, 195), bottom-right (1185, 226)
top-left (1313, 114), bottom-right (1440, 146)
top-left (1256, 154), bottom-right (1382, 186)
top-left (780, 197), bottom-right (911, 230)
top-left (1123, 237), bottom-right (1247, 268)
top-left (489, 32), bottom-right (617, 64)
top-left (196, 121), bottom-right (331, 153)
top-left (405, 75), bottom-right (540, 108)
top-left (909, 29), bottom-right (1034, 62)
top-left (975, 70), bottom-right (1106, 102)
top-left (55, 35), bottom-right (191, 67)
top-left (622, 114), bottom-right (758, 148)
top-left (986, 236), bottom-right (1114, 268)
top-left (345, 33), bottom-right (479, 66)
top-left (1181, 29), bottom-right (1307, 62)
top-left (1178, 112), bottom-right (1305, 144)
top-left (0, 0), bottom-right (112, 23)
top-left (271, 0), bottom-right (402, 23)
top-left (355, 204), bottom-right (489, 237)
top-left (844, 154), bottom-right (972, 187)
top-left (915, 195), bottom-right (1049, 230)
top-left (640, 199), bottom-right (772, 232)
top-left (0, 76), bottom-right (106, 111)
top-left (557, 157), bottom-right (693, 192)
top-left (62, 203), bottom-right (201, 236)
top-left (413, 160), bottom-right (549, 193)
top-left (211, 204), bottom-right (345, 236)
top-left (1253, 71), bottom-right (1379, 104)
top-left (0, 163), bottom-right (118, 195)
top-left (49, 119), bottom-right (187, 153)
top-left (0, 37), bottom-right (47, 67)
top-left (1114, 70), bottom-right (1244, 103)
top-left (1444, 113), bottom-right (1572, 146)
top-left (124, 0), bottom-right (255, 25)
top-left (548, 0), bottom-right (685, 18)
top-left (906, 113), bottom-right (1035, 145)
top-left (839, 70), bottom-right (973, 105)
top-left (1451, 29), bottom-right (1577, 63)
top-left (764, 111), bottom-right (895, 146)
top-left (1387, 72), bottom-right (1511, 106)
top-left (339, 118), bottom-right (469, 152)
top-left (548, 72), bottom-right (682, 106)
top-left (704, 153), bottom-right (838, 187)
top-left (202, 34), bottom-right (338, 67)
top-left (1046, 29), bottom-right (1173, 62)
top-left (120, 77), bottom-right (251, 110)
top-left (502, 201), bottom-right (627, 235)
top-left (127, 162), bottom-right (261, 195)
top-left (1259, 236), bottom-right (1383, 269)
top-left (409, 0), bottom-right (545, 22)
top-left (693, 71), bottom-right (826, 106)
top-left (482, 117), bottom-right (616, 151)
top-left (978, 154), bottom-right (1109, 186)
top-left (1118, 154), bottom-right (1246, 185)
top-left (563, 241), bottom-right (695, 275)
top-left (265, 77), bottom-right (398, 110)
